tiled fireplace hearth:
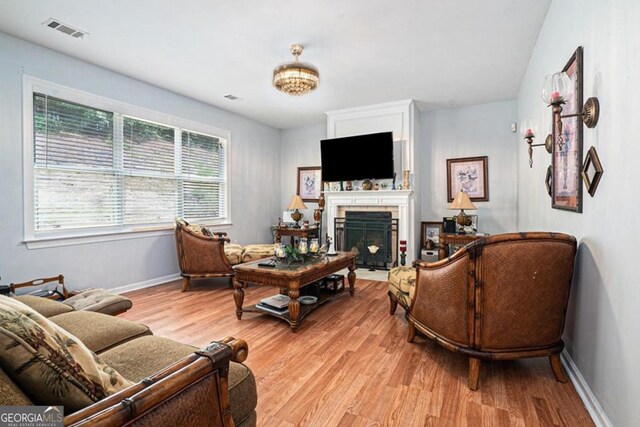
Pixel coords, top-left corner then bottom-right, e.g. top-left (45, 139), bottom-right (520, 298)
top-left (325, 189), bottom-right (416, 264)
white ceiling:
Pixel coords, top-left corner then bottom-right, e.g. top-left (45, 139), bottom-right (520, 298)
top-left (0, 0), bottom-right (550, 129)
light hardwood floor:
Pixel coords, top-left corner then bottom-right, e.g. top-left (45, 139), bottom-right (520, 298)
top-left (121, 277), bottom-right (594, 426)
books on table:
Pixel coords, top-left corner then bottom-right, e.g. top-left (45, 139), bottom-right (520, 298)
top-left (257, 294), bottom-right (290, 315)
top-left (260, 294), bottom-right (290, 309)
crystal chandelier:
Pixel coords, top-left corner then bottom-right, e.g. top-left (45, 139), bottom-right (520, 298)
top-left (273, 44), bottom-right (319, 96)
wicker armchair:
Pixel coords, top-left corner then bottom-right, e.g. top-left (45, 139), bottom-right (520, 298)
top-left (175, 221), bottom-right (235, 292)
top-left (407, 232), bottom-right (577, 390)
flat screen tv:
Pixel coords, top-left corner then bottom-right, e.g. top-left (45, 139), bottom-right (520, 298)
top-left (321, 132), bottom-right (394, 182)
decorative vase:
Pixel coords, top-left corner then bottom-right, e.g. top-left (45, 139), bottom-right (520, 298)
top-left (362, 179), bottom-right (373, 190)
top-left (403, 170), bottom-right (410, 190)
top-left (313, 209), bottom-right (322, 225)
top-left (374, 182), bottom-right (380, 190)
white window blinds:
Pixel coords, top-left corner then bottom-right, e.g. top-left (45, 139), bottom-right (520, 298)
top-left (181, 130), bottom-right (227, 220)
top-left (32, 93), bottom-right (228, 234)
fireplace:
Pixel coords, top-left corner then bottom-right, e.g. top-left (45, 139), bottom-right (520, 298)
top-left (334, 211), bottom-right (398, 270)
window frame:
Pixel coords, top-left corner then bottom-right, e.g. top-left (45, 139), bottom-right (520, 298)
top-left (22, 76), bottom-right (232, 249)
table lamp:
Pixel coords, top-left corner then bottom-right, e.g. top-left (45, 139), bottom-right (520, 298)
top-left (287, 195), bottom-right (308, 228)
top-left (448, 190), bottom-right (476, 234)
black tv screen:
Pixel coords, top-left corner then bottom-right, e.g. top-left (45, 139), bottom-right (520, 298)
top-left (321, 132), bottom-right (394, 182)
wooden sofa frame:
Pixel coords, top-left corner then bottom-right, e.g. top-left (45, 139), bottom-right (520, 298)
top-left (65, 337), bottom-right (248, 426)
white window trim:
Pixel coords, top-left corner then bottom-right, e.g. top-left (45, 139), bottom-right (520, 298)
top-left (22, 75), bottom-right (232, 249)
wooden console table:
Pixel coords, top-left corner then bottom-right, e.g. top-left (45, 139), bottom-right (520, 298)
top-left (272, 225), bottom-right (319, 246)
top-left (232, 252), bottom-right (356, 331)
top-left (439, 233), bottom-right (488, 260)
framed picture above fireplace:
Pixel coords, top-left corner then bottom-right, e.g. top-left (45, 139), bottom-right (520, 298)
top-left (446, 156), bottom-right (489, 202)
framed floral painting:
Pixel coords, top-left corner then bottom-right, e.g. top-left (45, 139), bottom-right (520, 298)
top-left (297, 166), bottom-right (322, 203)
top-left (552, 47), bottom-right (583, 212)
top-left (446, 156), bottom-right (489, 202)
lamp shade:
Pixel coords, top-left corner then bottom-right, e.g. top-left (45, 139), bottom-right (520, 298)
top-left (448, 190), bottom-right (476, 211)
top-left (287, 195), bottom-right (308, 210)
top-left (541, 72), bottom-right (573, 104)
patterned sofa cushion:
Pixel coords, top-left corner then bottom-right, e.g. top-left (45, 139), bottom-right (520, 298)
top-left (0, 296), bottom-right (133, 412)
top-left (388, 266), bottom-right (417, 308)
top-left (224, 243), bottom-right (244, 265)
top-left (241, 244), bottom-right (275, 263)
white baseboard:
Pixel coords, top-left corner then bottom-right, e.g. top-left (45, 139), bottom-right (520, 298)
top-left (561, 349), bottom-right (613, 427)
top-left (109, 273), bottom-right (181, 295)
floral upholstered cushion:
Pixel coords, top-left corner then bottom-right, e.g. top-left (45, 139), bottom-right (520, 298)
top-left (0, 296), bottom-right (133, 412)
top-left (241, 244), bottom-right (275, 263)
top-left (388, 266), bottom-right (417, 307)
top-left (388, 266), bottom-right (417, 294)
top-left (224, 243), bottom-right (244, 265)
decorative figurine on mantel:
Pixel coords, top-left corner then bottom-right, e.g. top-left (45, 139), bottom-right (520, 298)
top-left (403, 170), bottom-right (410, 190)
top-left (362, 179), bottom-right (373, 190)
top-left (346, 181), bottom-right (353, 191)
top-left (392, 172), bottom-right (397, 190)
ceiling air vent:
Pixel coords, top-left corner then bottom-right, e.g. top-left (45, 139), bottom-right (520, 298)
top-left (224, 94), bottom-right (243, 101)
top-left (43, 18), bottom-right (88, 39)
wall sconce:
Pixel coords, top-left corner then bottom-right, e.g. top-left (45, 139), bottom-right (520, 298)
top-left (521, 119), bottom-right (550, 167)
top-left (541, 72), bottom-right (600, 151)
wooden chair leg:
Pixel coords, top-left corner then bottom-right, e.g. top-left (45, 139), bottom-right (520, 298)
top-left (181, 277), bottom-right (190, 292)
top-left (549, 353), bottom-right (567, 383)
top-left (389, 293), bottom-right (398, 315)
top-left (228, 276), bottom-right (234, 288)
top-left (468, 358), bottom-right (481, 390)
top-left (407, 319), bottom-right (416, 343)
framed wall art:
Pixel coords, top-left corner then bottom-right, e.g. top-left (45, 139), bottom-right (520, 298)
top-left (446, 156), bottom-right (489, 202)
top-left (420, 221), bottom-right (443, 250)
top-left (552, 47), bottom-right (584, 212)
top-left (297, 166), bottom-right (322, 203)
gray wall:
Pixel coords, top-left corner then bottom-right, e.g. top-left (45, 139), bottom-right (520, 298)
top-left (0, 32), bottom-right (281, 291)
top-left (420, 102), bottom-right (518, 234)
top-left (517, 0), bottom-right (639, 425)
top-left (280, 123), bottom-right (327, 225)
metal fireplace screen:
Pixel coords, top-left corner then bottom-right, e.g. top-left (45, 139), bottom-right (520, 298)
top-left (334, 211), bottom-right (398, 270)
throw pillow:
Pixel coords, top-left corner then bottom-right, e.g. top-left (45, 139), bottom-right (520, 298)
top-left (0, 296), bottom-right (133, 412)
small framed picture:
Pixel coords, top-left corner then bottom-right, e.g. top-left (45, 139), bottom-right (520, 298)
top-left (421, 221), bottom-right (443, 250)
top-left (297, 166), bottom-right (322, 203)
top-left (446, 156), bottom-right (489, 202)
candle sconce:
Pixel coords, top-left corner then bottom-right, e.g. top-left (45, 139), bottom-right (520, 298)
top-left (541, 71), bottom-right (600, 152)
top-left (521, 119), bottom-right (550, 167)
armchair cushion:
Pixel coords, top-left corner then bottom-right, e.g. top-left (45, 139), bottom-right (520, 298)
top-left (225, 243), bottom-right (244, 265)
top-left (49, 311), bottom-right (152, 354)
top-left (0, 296), bottom-right (133, 412)
top-left (100, 335), bottom-right (257, 426)
top-left (388, 266), bottom-right (417, 308)
top-left (241, 244), bottom-right (275, 263)
top-left (63, 289), bottom-right (133, 316)
top-left (14, 295), bottom-right (74, 318)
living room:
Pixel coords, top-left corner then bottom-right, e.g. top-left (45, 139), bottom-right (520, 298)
top-left (0, 1), bottom-right (637, 426)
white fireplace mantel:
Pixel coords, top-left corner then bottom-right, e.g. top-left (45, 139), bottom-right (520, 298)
top-left (324, 190), bottom-right (416, 264)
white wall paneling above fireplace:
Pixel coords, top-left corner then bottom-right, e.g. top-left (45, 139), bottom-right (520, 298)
top-left (324, 100), bottom-right (421, 261)
top-left (324, 190), bottom-right (415, 265)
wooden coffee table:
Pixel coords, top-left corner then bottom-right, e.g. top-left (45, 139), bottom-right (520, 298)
top-left (232, 252), bottom-right (356, 331)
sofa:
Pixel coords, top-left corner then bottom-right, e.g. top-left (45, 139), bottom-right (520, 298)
top-left (0, 296), bottom-right (257, 426)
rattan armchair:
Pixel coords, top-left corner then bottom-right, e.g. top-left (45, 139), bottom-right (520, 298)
top-left (174, 220), bottom-right (234, 292)
top-left (407, 232), bottom-right (577, 390)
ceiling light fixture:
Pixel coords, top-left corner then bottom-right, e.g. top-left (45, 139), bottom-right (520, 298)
top-left (273, 44), bottom-right (319, 96)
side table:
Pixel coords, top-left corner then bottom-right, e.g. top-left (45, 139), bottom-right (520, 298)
top-left (439, 233), bottom-right (488, 259)
top-left (272, 225), bottom-right (319, 247)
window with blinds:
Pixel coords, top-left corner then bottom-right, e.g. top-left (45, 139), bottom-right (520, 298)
top-left (32, 93), bottom-right (228, 233)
